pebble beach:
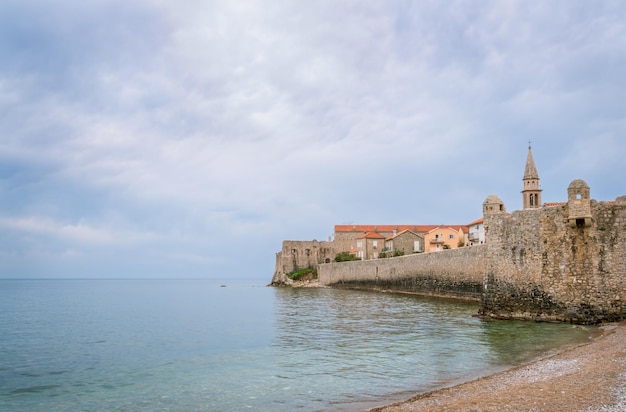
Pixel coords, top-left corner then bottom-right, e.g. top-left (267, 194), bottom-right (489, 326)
top-left (371, 321), bottom-right (626, 412)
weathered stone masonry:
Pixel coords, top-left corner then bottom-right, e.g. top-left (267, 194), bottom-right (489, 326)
top-left (272, 145), bottom-right (626, 324)
top-left (318, 246), bottom-right (487, 300)
top-left (312, 190), bottom-right (626, 324)
top-left (480, 197), bottom-right (626, 324)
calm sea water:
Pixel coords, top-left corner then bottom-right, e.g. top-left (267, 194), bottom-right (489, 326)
top-left (0, 279), bottom-right (596, 411)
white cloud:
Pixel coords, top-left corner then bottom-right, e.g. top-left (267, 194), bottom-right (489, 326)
top-left (1, 0), bottom-right (626, 278)
top-left (0, 217), bottom-right (157, 245)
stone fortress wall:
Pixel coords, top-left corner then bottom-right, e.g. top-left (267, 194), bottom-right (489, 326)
top-left (273, 239), bottom-right (335, 281)
top-left (317, 245), bottom-right (486, 300)
top-left (315, 185), bottom-right (626, 324)
top-left (271, 148), bottom-right (626, 324)
top-left (480, 189), bottom-right (626, 323)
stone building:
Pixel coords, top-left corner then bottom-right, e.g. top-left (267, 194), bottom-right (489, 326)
top-left (521, 144), bottom-right (542, 209)
top-left (567, 179), bottom-right (592, 227)
top-left (384, 229), bottom-right (424, 256)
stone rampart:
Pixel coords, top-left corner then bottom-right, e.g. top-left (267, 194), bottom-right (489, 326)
top-left (480, 200), bottom-right (626, 324)
top-left (271, 240), bottom-right (334, 285)
top-left (271, 182), bottom-right (626, 324)
top-left (318, 246), bottom-right (487, 300)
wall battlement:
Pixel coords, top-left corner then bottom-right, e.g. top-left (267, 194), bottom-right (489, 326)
top-left (318, 245), bottom-right (486, 300)
top-left (271, 143), bottom-right (626, 325)
top-left (480, 196), bottom-right (626, 323)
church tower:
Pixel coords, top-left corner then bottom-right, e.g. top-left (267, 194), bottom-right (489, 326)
top-left (522, 144), bottom-right (542, 209)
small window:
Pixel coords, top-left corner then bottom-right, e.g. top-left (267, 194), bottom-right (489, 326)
top-left (356, 241), bottom-right (363, 248)
top-left (372, 240), bottom-right (378, 249)
top-left (576, 193), bottom-right (582, 200)
top-left (291, 249), bottom-right (296, 254)
top-left (449, 234), bottom-right (454, 239)
top-left (305, 249), bottom-right (310, 256)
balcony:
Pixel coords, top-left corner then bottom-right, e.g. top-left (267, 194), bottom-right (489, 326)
top-left (429, 237), bottom-right (445, 244)
top-left (468, 234), bottom-right (480, 242)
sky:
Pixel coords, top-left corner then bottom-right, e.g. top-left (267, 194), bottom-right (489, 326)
top-left (1, 1), bottom-right (625, 280)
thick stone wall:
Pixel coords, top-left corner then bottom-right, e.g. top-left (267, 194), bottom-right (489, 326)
top-left (318, 246), bottom-right (487, 300)
top-left (271, 240), bottom-right (334, 285)
top-left (481, 201), bottom-right (626, 324)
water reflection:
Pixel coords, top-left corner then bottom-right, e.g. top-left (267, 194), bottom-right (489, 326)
top-left (271, 287), bottom-right (597, 411)
top-left (476, 318), bottom-right (597, 366)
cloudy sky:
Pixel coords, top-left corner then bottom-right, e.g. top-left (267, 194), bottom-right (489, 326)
top-left (1, 1), bottom-right (625, 279)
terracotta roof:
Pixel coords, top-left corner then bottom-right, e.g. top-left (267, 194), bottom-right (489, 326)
top-left (467, 217), bottom-right (484, 226)
top-left (426, 225), bottom-right (468, 234)
top-left (357, 231), bottom-right (386, 239)
top-left (334, 224), bottom-right (460, 233)
top-left (385, 229), bottom-right (421, 240)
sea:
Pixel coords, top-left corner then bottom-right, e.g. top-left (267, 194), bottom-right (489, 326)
top-left (0, 278), bottom-right (597, 412)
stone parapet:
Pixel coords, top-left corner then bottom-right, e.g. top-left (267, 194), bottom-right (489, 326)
top-left (318, 246), bottom-right (487, 300)
top-left (480, 200), bottom-right (626, 324)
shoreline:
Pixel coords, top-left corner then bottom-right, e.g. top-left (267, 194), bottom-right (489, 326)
top-left (368, 321), bottom-right (626, 412)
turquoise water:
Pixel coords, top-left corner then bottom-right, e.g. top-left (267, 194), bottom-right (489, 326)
top-left (0, 279), bottom-right (596, 411)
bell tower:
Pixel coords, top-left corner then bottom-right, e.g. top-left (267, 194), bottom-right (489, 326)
top-left (522, 143), bottom-right (542, 209)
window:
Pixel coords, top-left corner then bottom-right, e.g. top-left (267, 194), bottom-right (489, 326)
top-left (413, 240), bottom-right (420, 252)
top-left (305, 249), bottom-right (310, 256)
top-left (291, 248), bottom-right (296, 254)
top-left (449, 234), bottom-right (454, 239)
top-left (356, 241), bottom-right (363, 248)
top-left (372, 240), bottom-right (378, 249)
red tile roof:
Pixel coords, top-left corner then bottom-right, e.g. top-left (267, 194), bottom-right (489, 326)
top-left (467, 217), bottom-right (484, 226)
top-left (385, 229), bottom-right (421, 240)
top-left (357, 231), bottom-right (386, 239)
top-left (334, 224), bottom-right (465, 234)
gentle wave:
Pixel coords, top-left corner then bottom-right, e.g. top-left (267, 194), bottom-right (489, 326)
top-left (0, 279), bottom-right (596, 411)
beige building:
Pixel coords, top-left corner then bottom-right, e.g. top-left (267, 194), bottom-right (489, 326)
top-left (423, 226), bottom-right (467, 252)
top-left (335, 224), bottom-right (469, 257)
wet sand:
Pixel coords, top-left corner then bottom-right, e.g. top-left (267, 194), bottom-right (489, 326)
top-left (370, 321), bottom-right (626, 412)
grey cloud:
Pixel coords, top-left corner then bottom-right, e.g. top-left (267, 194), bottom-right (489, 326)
top-left (1, 1), bottom-right (626, 278)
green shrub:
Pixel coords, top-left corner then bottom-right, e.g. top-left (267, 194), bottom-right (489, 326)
top-left (286, 268), bottom-right (317, 281)
top-left (335, 252), bottom-right (359, 262)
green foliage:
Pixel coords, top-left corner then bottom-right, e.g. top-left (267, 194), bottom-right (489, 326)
top-left (286, 268), bottom-right (317, 281)
top-left (393, 250), bottom-right (405, 257)
top-left (378, 252), bottom-right (388, 258)
top-left (335, 252), bottom-right (359, 262)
